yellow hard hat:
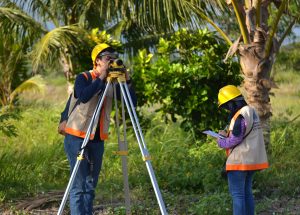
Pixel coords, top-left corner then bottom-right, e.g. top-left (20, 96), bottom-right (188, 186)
top-left (91, 43), bottom-right (110, 63)
top-left (218, 85), bottom-right (242, 107)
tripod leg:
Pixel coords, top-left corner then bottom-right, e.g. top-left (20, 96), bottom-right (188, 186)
top-left (123, 83), bottom-right (148, 148)
top-left (113, 83), bottom-right (131, 214)
top-left (57, 81), bottom-right (112, 215)
top-left (118, 81), bottom-right (168, 215)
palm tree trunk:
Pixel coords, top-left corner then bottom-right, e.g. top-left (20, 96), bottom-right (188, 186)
top-left (238, 28), bottom-right (276, 147)
top-left (0, 72), bottom-right (12, 106)
top-left (60, 50), bottom-right (74, 94)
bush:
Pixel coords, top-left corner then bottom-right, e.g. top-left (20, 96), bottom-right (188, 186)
top-left (132, 28), bottom-right (241, 138)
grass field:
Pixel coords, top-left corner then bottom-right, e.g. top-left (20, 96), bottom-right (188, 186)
top-left (271, 70), bottom-right (300, 120)
top-left (0, 60), bottom-right (300, 214)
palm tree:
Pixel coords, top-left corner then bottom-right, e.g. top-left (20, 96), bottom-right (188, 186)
top-left (0, 27), bottom-right (45, 107)
top-left (0, 0), bottom-right (187, 96)
top-left (1, 0), bottom-right (299, 144)
top-left (202, 0), bottom-right (300, 146)
top-left (0, 0), bottom-right (100, 95)
top-left (120, 0), bottom-right (300, 145)
top-left (0, 0), bottom-right (162, 91)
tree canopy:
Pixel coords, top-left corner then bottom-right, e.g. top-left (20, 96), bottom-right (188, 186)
top-left (132, 29), bottom-right (241, 136)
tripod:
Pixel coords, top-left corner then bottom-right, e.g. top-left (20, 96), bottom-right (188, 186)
top-left (57, 71), bottom-right (168, 215)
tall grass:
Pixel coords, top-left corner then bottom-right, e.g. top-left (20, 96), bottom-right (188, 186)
top-left (92, 113), bottom-right (230, 213)
top-left (0, 105), bottom-right (68, 201)
top-left (271, 65), bottom-right (300, 120)
top-left (0, 103), bottom-right (230, 213)
top-left (256, 117), bottom-right (300, 194)
top-left (1, 64), bottom-right (300, 214)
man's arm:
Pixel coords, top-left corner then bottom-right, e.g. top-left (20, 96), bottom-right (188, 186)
top-left (74, 74), bottom-right (106, 103)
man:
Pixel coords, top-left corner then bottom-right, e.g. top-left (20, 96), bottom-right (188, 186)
top-left (62, 43), bottom-right (136, 214)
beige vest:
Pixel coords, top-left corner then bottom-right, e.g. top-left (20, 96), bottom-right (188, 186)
top-left (226, 106), bottom-right (269, 171)
top-left (65, 76), bottom-right (113, 140)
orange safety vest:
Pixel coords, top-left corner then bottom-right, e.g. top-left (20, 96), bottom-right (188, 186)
top-left (65, 71), bottom-right (113, 140)
top-left (226, 106), bottom-right (269, 171)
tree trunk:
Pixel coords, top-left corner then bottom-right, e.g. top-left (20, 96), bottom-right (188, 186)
top-left (238, 28), bottom-right (277, 147)
top-left (60, 49), bottom-right (74, 95)
top-left (0, 69), bottom-right (12, 106)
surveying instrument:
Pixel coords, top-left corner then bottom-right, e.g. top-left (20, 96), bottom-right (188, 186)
top-left (57, 59), bottom-right (168, 215)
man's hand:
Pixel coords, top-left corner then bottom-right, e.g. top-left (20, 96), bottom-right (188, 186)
top-left (98, 61), bottom-right (110, 80)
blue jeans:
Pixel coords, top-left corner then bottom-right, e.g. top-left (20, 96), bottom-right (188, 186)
top-left (64, 134), bottom-right (104, 215)
top-left (227, 170), bottom-right (255, 215)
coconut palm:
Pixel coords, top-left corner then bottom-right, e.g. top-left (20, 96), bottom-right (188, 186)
top-left (0, 0), bottom-right (193, 97)
top-left (0, 0), bottom-right (162, 87)
top-left (120, 0), bottom-right (300, 145)
top-left (0, 0), bottom-right (100, 97)
top-left (201, 0), bottom-right (300, 146)
top-left (0, 27), bottom-right (45, 107)
top-left (0, 0), bottom-right (147, 103)
top-left (3, 1), bottom-right (93, 71)
top-left (1, 0), bottom-right (300, 144)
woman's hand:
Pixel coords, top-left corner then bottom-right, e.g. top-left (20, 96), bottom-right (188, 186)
top-left (218, 130), bottom-right (227, 137)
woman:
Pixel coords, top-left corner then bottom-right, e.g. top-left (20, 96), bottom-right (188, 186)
top-left (217, 85), bottom-right (269, 215)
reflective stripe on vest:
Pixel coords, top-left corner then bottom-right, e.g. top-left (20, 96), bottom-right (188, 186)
top-left (225, 110), bottom-right (241, 156)
top-left (226, 106), bottom-right (269, 171)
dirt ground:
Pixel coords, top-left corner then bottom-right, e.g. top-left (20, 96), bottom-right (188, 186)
top-left (1, 191), bottom-right (300, 215)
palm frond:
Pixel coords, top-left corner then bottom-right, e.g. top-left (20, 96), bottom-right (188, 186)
top-left (0, 6), bottom-right (47, 35)
top-left (265, 0), bottom-right (288, 57)
top-left (21, 0), bottom-right (60, 27)
top-left (0, 29), bottom-right (30, 107)
top-left (182, 1), bottom-right (232, 45)
top-left (106, 19), bottom-right (128, 40)
top-left (9, 75), bottom-right (45, 105)
top-left (77, 0), bottom-right (106, 29)
top-left (78, 0), bottom-right (94, 27)
top-left (0, 30), bottom-right (25, 75)
top-left (93, 0), bottom-right (228, 32)
top-left (0, 0), bottom-right (14, 7)
top-left (30, 25), bottom-right (88, 72)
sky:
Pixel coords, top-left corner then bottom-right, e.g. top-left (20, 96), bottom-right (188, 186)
top-left (282, 26), bottom-right (300, 45)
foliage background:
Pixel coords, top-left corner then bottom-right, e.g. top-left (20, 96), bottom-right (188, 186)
top-left (1, 0), bottom-right (300, 214)
top-left (132, 29), bottom-right (241, 137)
top-left (0, 41), bottom-right (300, 214)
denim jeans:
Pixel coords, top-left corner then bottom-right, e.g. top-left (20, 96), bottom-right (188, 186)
top-left (64, 134), bottom-right (104, 215)
top-left (227, 170), bottom-right (256, 215)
